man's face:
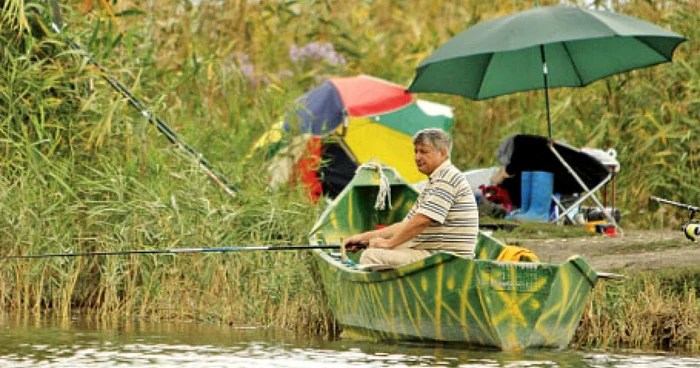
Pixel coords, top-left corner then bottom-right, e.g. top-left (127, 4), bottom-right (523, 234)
top-left (414, 142), bottom-right (448, 176)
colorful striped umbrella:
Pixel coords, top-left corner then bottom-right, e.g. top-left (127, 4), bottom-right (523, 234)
top-left (252, 75), bottom-right (454, 200)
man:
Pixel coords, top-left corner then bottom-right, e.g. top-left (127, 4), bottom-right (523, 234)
top-left (344, 128), bottom-right (479, 266)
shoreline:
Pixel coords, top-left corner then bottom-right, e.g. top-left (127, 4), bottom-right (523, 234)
top-left (501, 228), bottom-right (695, 272)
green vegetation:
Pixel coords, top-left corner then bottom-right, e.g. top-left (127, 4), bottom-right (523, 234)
top-left (576, 267), bottom-right (700, 352)
top-left (1, 0), bottom-right (699, 351)
top-left (493, 221), bottom-right (596, 240)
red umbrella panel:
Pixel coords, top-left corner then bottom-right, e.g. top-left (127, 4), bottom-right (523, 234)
top-left (284, 75), bottom-right (413, 135)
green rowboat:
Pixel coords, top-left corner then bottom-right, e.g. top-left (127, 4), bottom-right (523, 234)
top-left (309, 163), bottom-right (599, 351)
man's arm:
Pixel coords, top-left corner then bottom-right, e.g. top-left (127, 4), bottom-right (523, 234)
top-left (343, 221), bottom-right (404, 246)
top-left (369, 214), bottom-right (431, 249)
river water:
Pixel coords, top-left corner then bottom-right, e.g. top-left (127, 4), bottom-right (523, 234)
top-left (1, 315), bottom-right (698, 367)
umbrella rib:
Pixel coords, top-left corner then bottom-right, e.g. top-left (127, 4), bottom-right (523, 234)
top-left (561, 42), bottom-right (585, 85)
top-left (577, 11), bottom-right (684, 77)
top-left (475, 53), bottom-right (495, 99)
top-left (634, 36), bottom-right (677, 62)
top-left (335, 134), bottom-right (359, 164)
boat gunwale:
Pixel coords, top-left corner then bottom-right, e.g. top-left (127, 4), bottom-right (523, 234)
top-left (310, 247), bottom-right (595, 285)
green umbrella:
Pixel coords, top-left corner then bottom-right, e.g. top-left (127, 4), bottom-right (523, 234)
top-left (407, 5), bottom-right (687, 138)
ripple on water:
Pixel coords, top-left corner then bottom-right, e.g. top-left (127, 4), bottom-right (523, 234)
top-left (0, 317), bottom-right (699, 367)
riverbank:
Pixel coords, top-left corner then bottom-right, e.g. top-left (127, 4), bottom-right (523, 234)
top-left (517, 228), bottom-right (695, 272)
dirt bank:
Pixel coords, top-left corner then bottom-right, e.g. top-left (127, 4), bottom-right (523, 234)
top-left (509, 229), bottom-right (697, 272)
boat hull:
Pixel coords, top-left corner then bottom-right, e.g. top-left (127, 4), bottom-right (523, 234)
top-left (311, 235), bottom-right (597, 350)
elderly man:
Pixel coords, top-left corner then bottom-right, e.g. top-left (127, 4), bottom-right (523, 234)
top-left (344, 128), bottom-right (479, 266)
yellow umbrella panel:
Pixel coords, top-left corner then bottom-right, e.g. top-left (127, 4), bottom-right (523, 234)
top-left (340, 99), bottom-right (454, 184)
top-left (341, 116), bottom-right (426, 184)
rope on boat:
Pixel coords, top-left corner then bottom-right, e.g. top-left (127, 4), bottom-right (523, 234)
top-left (356, 163), bottom-right (397, 211)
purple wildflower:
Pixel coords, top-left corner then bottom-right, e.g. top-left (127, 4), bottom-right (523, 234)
top-left (289, 42), bottom-right (347, 65)
top-left (232, 52), bottom-right (269, 87)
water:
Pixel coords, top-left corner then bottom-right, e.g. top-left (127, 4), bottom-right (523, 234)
top-left (0, 315), bottom-right (698, 367)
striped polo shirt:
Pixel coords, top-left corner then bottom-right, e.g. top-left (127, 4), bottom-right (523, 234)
top-left (406, 160), bottom-right (479, 257)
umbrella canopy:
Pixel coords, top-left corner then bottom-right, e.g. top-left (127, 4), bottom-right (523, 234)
top-left (287, 74), bottom-right (413, 135)
top-left (408, 5), bottom-right (687, 137)
top-left (251, 76), bottom-right (454, 200)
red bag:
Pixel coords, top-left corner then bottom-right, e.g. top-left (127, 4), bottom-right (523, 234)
top-left (479, 185), bottom-right (513, 212)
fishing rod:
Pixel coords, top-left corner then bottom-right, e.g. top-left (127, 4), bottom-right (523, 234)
top-left (0, 244), bottom-right (363, 260)
top-left (650, 196), bottom-right (699, 242)
top-left (650, 196), bottom-right (700, 218)
top-left (48, 0), bottom-right (239, 198)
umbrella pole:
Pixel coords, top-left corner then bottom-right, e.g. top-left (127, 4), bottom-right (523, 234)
top-left (540, 45), bottom-right (553, 138)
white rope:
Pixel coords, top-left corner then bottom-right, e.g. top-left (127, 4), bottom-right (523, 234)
top-left (356, 163), bottom-right (397, 211)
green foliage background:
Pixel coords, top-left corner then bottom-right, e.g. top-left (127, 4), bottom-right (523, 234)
top-left (0, 0), bottom-right (698, 345)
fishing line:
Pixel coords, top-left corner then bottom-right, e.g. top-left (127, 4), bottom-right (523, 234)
top-left (0, 244), bottom-right (363, 260)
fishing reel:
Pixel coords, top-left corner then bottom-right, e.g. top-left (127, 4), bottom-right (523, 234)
top-left (682, 221), bottom-right (700, 243)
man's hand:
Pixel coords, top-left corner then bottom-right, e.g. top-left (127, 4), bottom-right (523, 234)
top-left (344, 235), bottom-right (368, 253)
top-left (343, 235), bottom-right (367, 246)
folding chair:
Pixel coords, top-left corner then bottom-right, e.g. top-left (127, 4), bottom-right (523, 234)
top-left (497, 134), bottom-right (621, 232)
top-left (548, 145), bottom-right (620, 231)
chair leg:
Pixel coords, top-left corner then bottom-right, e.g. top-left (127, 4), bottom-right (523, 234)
top-left (516, 171), bottom-right (554, 222)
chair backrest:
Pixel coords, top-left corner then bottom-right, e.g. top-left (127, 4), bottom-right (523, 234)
top-left (499, 134), bottom-right (609, 195)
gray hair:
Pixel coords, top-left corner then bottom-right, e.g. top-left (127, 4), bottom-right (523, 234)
top-left (412, 128), bottom-right (452, 156)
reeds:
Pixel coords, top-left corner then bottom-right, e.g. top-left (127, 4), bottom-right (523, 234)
top-left (576, 268), bottom-right (700, 352)
top-left (0, 0), bottom-right (698, 347)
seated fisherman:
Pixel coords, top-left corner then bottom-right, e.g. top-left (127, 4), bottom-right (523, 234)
top-left (344, 128), bottom-right (479, 266)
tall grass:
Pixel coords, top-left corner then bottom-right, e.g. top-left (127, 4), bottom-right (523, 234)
top-left (114, 0), bottom-right (699, 224)
top-left (0, 0), bottom-right (698, 344)
top-left (576, 268), bottom-right (700, 352)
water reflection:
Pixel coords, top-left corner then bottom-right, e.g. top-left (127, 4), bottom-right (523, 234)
top-left (0, 314), bottom-right (698, 367)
